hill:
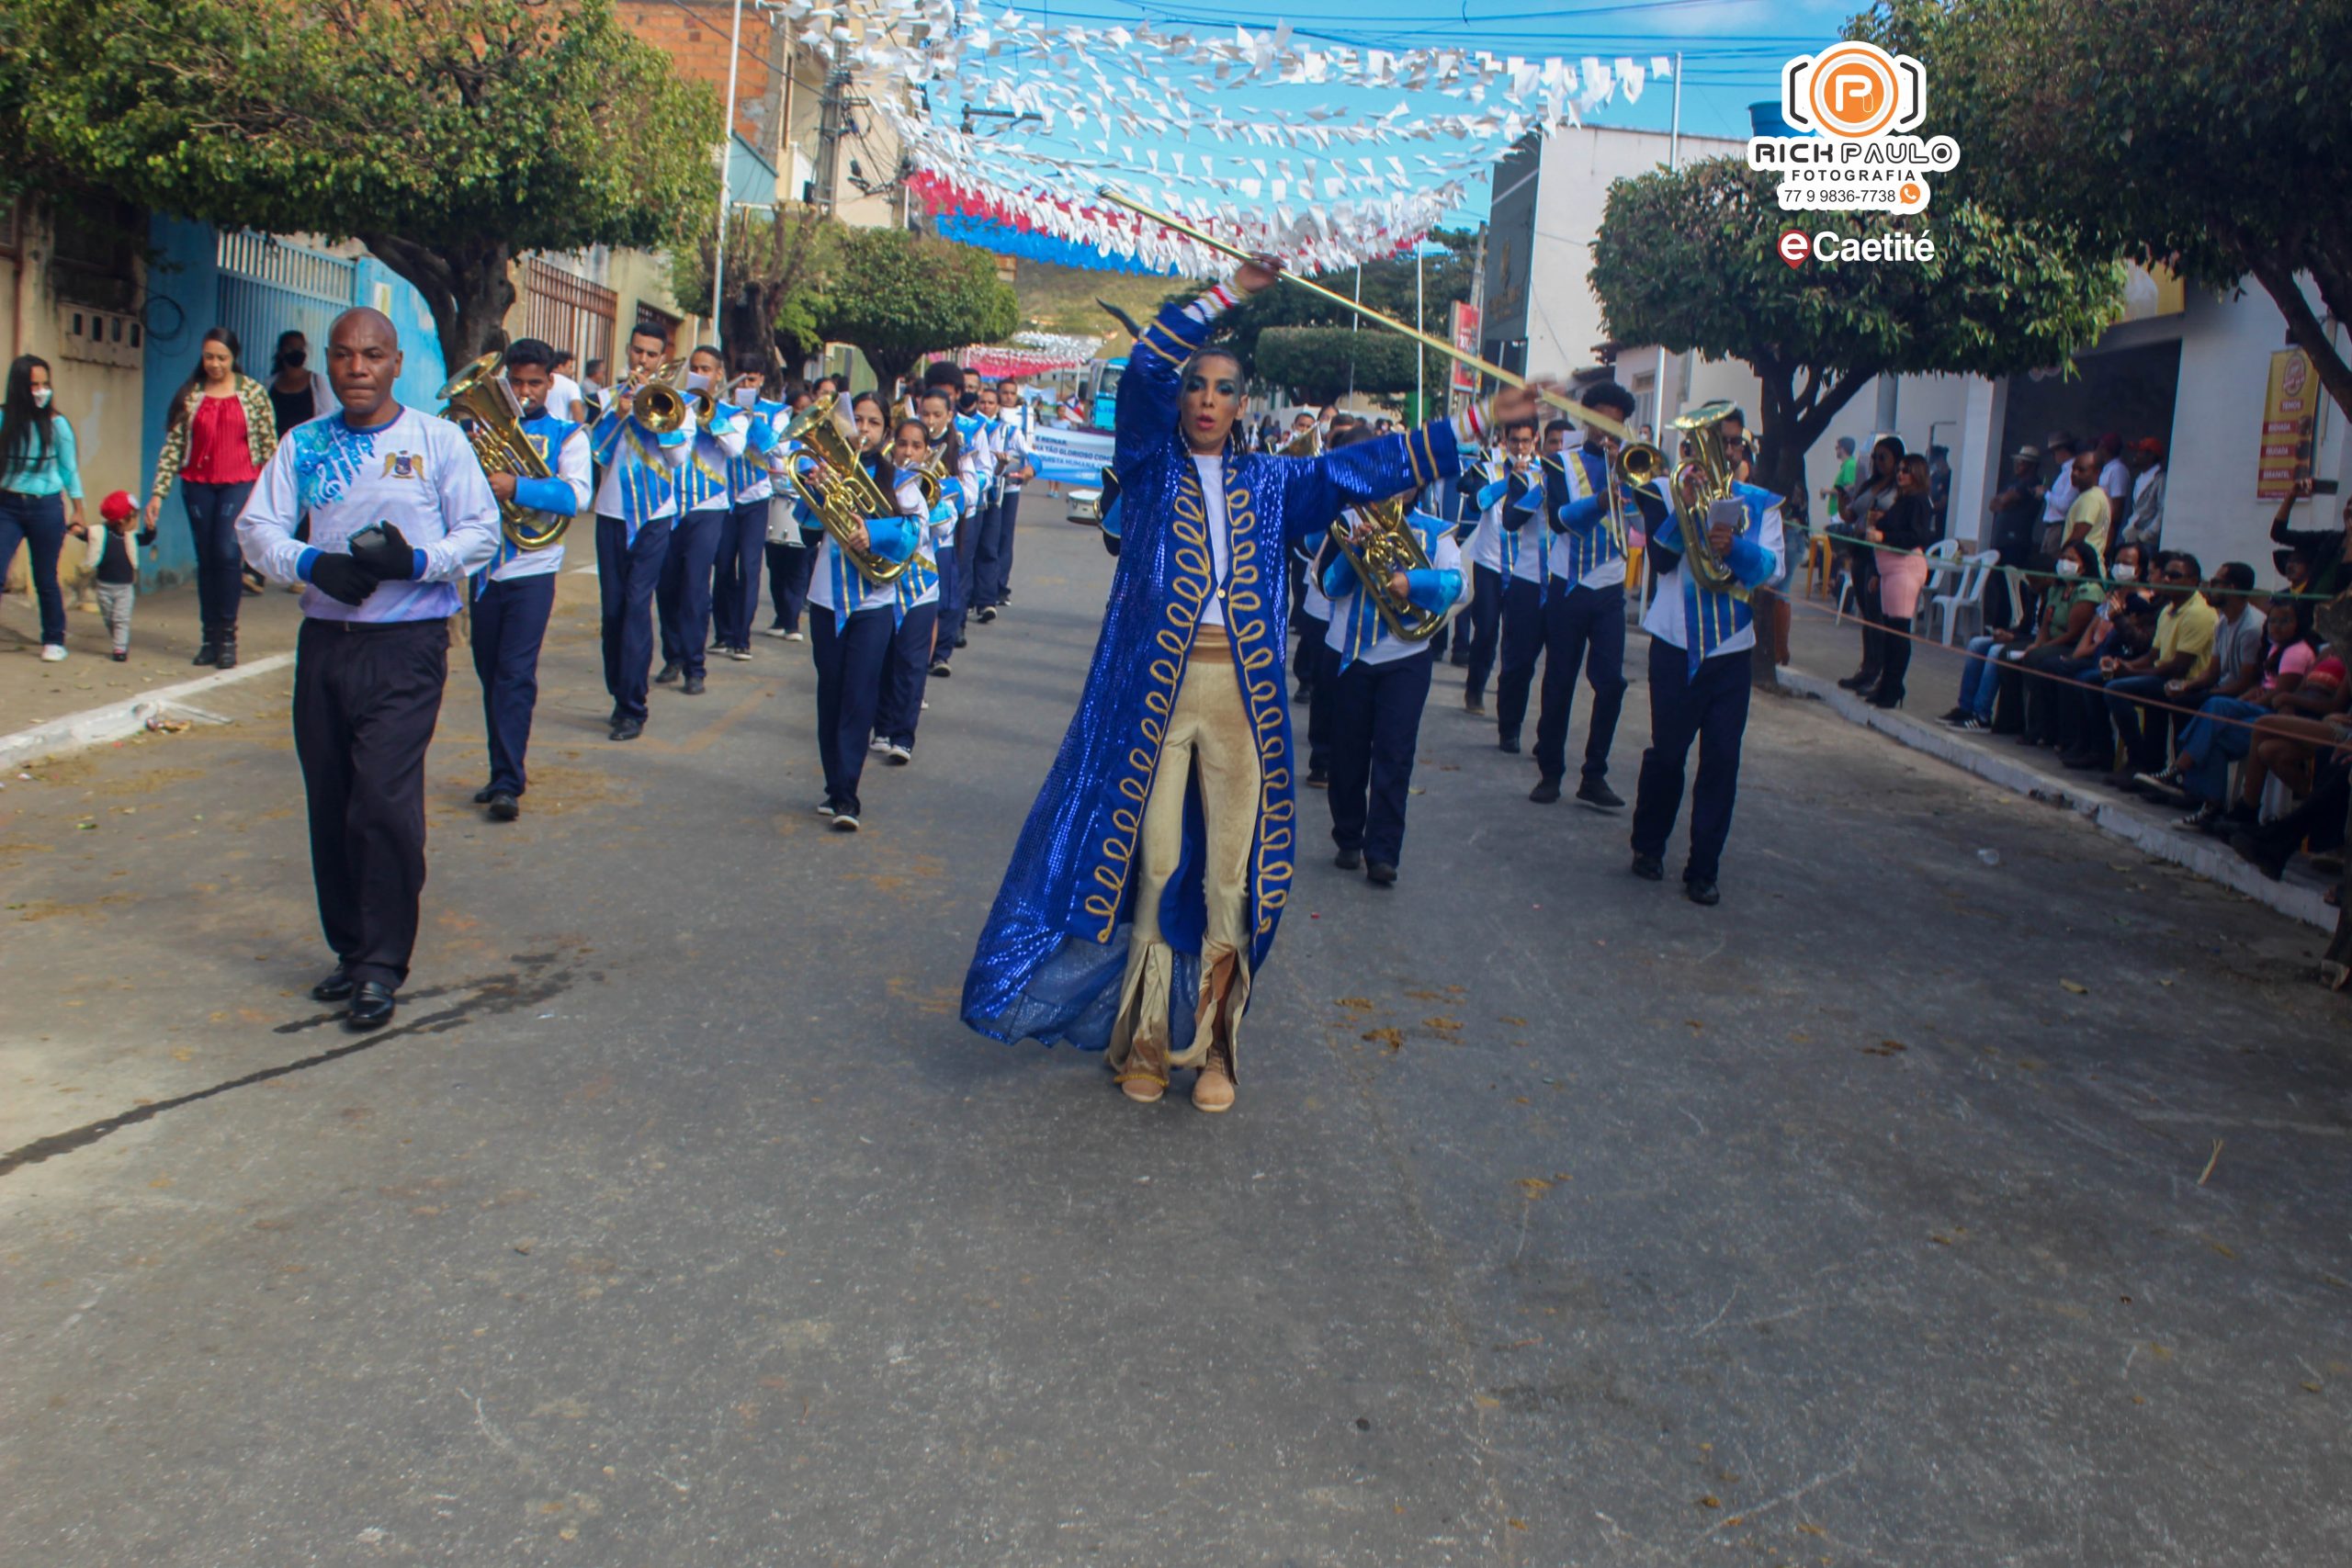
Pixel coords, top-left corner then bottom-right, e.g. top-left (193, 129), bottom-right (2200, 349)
top-left (1014, 257), bottom-right (1200, 345)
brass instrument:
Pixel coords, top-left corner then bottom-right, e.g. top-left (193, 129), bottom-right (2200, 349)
top-left (1658, 400), bottom-right (1748, 601)
top-left (1600, 437), bottom-right (1669, 558)
top-left (1329, 495), bottom-right (1445, 643)
top-left (913, 450), bottom-right (953, 512)
top-left (625, 357), bottom-right (688, 435)
top-left (777, 393), bottom-right (912, 587)
top-left (437, 350), bottom-right (569, 551)
top-left (1277, 420), bottom-right (1322, 458)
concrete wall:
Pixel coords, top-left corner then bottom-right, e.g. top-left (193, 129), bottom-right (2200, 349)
top-left (1, 210), bottom-right (150, 532)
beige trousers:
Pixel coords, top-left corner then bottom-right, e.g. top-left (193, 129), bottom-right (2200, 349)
top-left (1108, 626), bottom-right (1263, 1086)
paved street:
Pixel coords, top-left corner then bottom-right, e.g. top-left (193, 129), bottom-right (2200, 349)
top-left (4, 509), bottom-right (2348, 1567)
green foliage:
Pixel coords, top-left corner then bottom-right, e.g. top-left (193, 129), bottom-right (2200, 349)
top-left (1171, 231), bottom-right (1477, 367)
top-left (9, 0), bottom-right (721, 358)
top-left (1254, 327), bottom-right (1423, 405)
top-left (1590, 156), bottom-right (2120, 495)
top-left (672, 204), bottom-right (840, 366)
top-left (812, 227), bottom-right (1019, 389)
top-left (1864, 0), bottom-right (2352, 421)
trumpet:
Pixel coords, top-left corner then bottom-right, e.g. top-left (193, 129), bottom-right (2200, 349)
top-left (1329, 495), bottom-right (1445, 643)
top-left (437, 350), bottom-right (569, 551)
top-left (776, 393), bottom-right (912, 588)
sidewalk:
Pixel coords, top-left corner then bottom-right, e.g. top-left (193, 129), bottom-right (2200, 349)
top-left (1772, 581), bottom-right (2337, 931)
top-left (0, 573), bottom-right (308, 735)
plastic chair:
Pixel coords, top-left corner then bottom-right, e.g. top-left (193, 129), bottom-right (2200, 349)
top-left (1929, 548), bottom-right (2001, 645)
top-left (1920, 538), bottom-right (1962, 600)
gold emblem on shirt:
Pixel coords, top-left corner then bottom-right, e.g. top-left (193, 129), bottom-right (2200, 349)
top-left (381, 451), bottom-right (426, 480)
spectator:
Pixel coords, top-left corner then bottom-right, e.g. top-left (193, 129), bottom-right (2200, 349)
top-left (1980, 445), bottom-right (2044, 627)
top-left (548, 351), bottom-right (586, 424)
top-left (581, 357), bottom-right (608, 405)
top-left (1824, 434), bottom-right (1858, 522)
top-left (2094, 549), bottom-right (2215, 787)
top-left (2229, 644), bottom-right (2349, 826)
top-left (0, 353), bottom-right (85, 662)
top-left (1939, 563), bottom-right (2043, 733)
top-left (73, 489), bottom-right (152, 660)
top-left (1927, 444), bottom-right (1951, 536)
top-left (2051, 593), bottom-right (2160, 768)
top-left (2160, 595), bottom-right (2318, 828)
top-left (264, 330), bottom-right (334, 438)
top-left (2269, 478), bottom-right (2352, 600)
top-left (2014, 538), bottom-right (2109, 747)
top-left (2230, 743), bottom-right (2350, 882)
top-left (2036, 433), bottom-right (2080, 565)
top-left (1863, 452), bottom-right (1938, 709)
top-left (143, 326), bottom-right (277, 669)
top-left (2094, 432), bottom-right (2132, 519)
top-left (2061, 447), bottom-right (2112, 563)
top-left (2122, 438), bottom-right (2166, 550)
top-left (1835, 434), bottom-right (1905, 694)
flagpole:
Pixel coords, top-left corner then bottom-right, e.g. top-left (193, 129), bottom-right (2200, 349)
top-left (711, 0), bottom-right (748, 358)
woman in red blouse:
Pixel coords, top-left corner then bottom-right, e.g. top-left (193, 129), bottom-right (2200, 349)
top-left (146, 327), bottom-right (277, 667)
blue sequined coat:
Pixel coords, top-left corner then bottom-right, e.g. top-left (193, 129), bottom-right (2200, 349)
top-left (962, 293), bottom-right (1465, 1050)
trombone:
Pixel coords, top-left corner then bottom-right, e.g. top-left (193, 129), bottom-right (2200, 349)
top-left (619, 357), bottom-right (688, 435)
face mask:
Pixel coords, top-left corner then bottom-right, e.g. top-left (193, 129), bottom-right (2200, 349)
top-left (280, 349), bottom-right (307, 370)
top-left (2055, 559), bottom-right (2081, 578)
top-left (732, 388), bottom-right (756, 409)
top-left (30, 388), bottom-right (52, 409)
top-left (2112, 565), bottom-right (2137, 581)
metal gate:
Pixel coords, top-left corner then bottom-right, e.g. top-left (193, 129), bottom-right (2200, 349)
top-left (214, 231), bottom-right (359, 378)
top-left (520, 256), bottom-right (617, 370)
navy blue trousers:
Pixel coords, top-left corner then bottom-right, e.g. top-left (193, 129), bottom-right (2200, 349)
top-left (709, 499), bottom-right (767, 651)
top-left (469, 571), bottom-right (555, 797)
top-left (934, 539), bottom-right (966, 664)
top-left (292, 616), bottom-right (447, 989)
top-left (877, 600), bottom-right (940, 749)
top-left (1306, 637), bottom-right (1339, 777)
top-left (766, 529), bottom-right (820, 632)
top-left (1532, 581), bottom-right (1628, 785)
top-left (595, 513), bottom-right (672, 725)
top-left (1462, 562), bottom-right (1504, 696)
top-left (656, 505), bottom-right (726, 677)
top-left (1632, 637), bottom-right (1753, 886)
top-left (0, 490), bottom-right (68, 645)
top-left (972, 489), bottom-right (1018, 607)
top-left (183, 479), bottom-right (255, 638)
top-left (1494, 574), bottom-right (1548, 743)
top-left (1327, 649), bottom-right (1435, 867)
top-left (810, 605), bottom-right (893, 815)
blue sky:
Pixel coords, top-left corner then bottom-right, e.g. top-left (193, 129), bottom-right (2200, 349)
top-left (953, 0), bottom-right (1864, 231)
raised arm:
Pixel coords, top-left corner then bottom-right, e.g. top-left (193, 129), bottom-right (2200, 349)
top-left (1114, 280), bottom-right (1243, 479)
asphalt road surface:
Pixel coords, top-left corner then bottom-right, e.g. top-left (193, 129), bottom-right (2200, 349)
top-left (4, 508), bottom-right (2348, 1566)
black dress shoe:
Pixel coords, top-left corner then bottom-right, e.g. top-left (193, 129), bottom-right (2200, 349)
top-left (488, 792), bottom-right (520, 821)
top-left (192, 641), bottom-right (219, 667)
top-left (610, 717), bottom-right (644, 741)
top-left (930, 660), bottom-right (953, 677)
top-left (1464, 692), bottom-right (1486, 714)
top-left (654, 661), bottom-right (682, 685)
top-left (311, 965), bottom-right (356, 1002)
top-left (1335, 847), bottom-right (1363, 871)
top-left (1837, 670), bottom-right (1880, 692)
top-left (1498, 736), bottom-right (1521, 754)
top-left (215, 641), bottom-right (238, 671)
top-left (345, 982), bottom-right (396, 1031)
top-left (1305, 768), bottom-right (1329, 789)
top-left (1865, 689), bottom-right (1904, 710)
top-left (1685, 878), bottom-right (1722, 907)
top-left (1529, 777), bottom-right (1562, 804)
top-left (1576, 778), bottom-right (1625, 811)
top-left (1365, 860), bottom-right (1397, 886)
top-left (682, 673), bottom-right (706, 695)
top-left (472, 785), bottom-right (498, 805)
top-left (1631, 852), bottom-right (1665, 881)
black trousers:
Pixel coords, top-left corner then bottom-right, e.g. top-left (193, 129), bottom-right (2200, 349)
top-left (1462, 562), bottom-right (1504, 696)
top-left (710, 499), bottom-right (767, 651)
top-left (877, 600), bottom-right (939, 749)
top-left (973, 488), bottom-right (1019, 608)
top-left (1532, 581), bottom-right (1628, 784)
top-left (1876, 613), bottom-right (1916, 701)
top-left (766, 529), bottom-right (820, 632)
top-left (1294, 609), bottom-right (1328, 694)
top-left (1328, 649), bottom-right (1434, 866)
top-left (656, 505), bottom-right (725, 677)
top-left (1306, 636), bottom-right (1340, 777)
top-left (293, 616), bottom-right (448, 989)
top-left (595, 513), bottom-right (672, 724)
top-left (469, 571), bottom-right (555, 797)
top-left (1494, 574), bottom-right (1549, 744)
top-left (1632, 636), bottom-right (1753, 886)
top-left (809, 605), bottom-right (893, 816)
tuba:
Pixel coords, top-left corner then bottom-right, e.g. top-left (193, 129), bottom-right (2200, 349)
top-left (1660, 400), bottom-right (1749, 602)
top-left (778, 393), bottom-right (912, 587)
top-left (1329, 494), bottom-right (1446, 643)
top-left (438, 350), bottom-right (569, 551)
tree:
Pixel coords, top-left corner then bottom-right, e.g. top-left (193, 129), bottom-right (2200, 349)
top-left (813, 227), bottom-right (1019, 391)
top-left (672, 204), bottom-right (840, 369)
top-left (1254, 327), bottom-right (1420, 407)
top-left (1170, 231), bottom-right (1477, 368)
top-left (11, 0), bottom-right (720, 363)
top-left (1866, 0), bottom-right (2352, 424)
top-left (1590, 159), bottom-right (2120, 499)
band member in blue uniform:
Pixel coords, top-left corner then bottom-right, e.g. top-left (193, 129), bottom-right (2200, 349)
top-left (973, 377), bottom-right (1035, 620)
top-left (924, 382), bottom-right (983, 673)
top-left (468, 338), bottom-right (591, 822)
top-left (1490, 419), bottom-right (1554, 753)
top-left (1459, 423), bottom-right (1533, 713)
top-left (762, 380), bottom-right (822, 641)
top-left (1531, 382), bottom-right (1639, 809)
top-left (871, 416), bottom-right (956, 764)
top-left (654, 344), bottom-right (749, 696)
top-left (1628, 457), bottom-right (1786, 906)
top-left (589, 321), bottom-right (690, 740)
top-left (1318, 469), bottom-right (1465, 886)
top-left (236, 308), bottom-right (500, 1030)
top-left (797, 391), bottom-right (921, 830)
top-left (711, 354), bottom-right (785, 661)
top-left (962, 256), bottom-right (1542, 1113)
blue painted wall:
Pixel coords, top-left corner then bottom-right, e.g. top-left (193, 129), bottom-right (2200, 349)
top-left (139, 215), bottom-right (450, 585)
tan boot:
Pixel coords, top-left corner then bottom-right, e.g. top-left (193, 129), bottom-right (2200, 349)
top-left (1114, 1034), bottom-right (1167, 1105)
top-left (1192, 1041), bottom-right (1235, 1113)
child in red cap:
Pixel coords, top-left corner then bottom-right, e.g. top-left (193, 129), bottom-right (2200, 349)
top-left (82, 490), bottom-right (153, 660)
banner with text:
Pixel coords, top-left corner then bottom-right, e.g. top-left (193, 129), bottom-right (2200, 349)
top-left (1027, 424), bottom-right (1118, 486)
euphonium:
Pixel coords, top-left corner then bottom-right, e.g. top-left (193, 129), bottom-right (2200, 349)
top-left (437, 350), bottom-right (569, 551)
top-left (777, 393), bottom-right (912, 587)
top-left (1329, 494), bottom-right (1445, 643)
top-left (1660, 400), bottom-right (1749, 602)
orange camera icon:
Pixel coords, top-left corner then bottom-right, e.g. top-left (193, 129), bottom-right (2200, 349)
top-left (1781, 42), bottom-right (1927, 140)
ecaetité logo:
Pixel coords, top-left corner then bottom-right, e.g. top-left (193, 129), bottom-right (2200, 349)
top-left (1747, 39), bottom-right (1957, 216)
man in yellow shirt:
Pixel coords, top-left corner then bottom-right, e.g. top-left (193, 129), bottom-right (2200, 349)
top-left (2098, 550), bottom-right (2215, 787)
top-left (2062, 448), bottom-right (2112, 564)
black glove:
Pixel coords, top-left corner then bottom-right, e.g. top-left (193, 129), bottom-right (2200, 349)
top-left (308, 552), bottom-right (380, 606)
top-left (346, 522), bottom-right (420, 581)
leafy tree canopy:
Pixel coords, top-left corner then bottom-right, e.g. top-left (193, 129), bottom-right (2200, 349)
top-left (1254, 327), bottom-right (1422, 407)
top-left (7, 0), bottom-right (720, 363)
top-left (1167, 230), bottom-right (1477, 368)
top-left (1590, 157), bottom-right (2120, 496)
top-left (812, 226), bottom-right (1019, 390)
top-left (1863, 0), bottom-right (2352, 421)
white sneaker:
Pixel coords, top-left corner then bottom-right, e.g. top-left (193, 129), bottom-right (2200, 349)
top-left (888, 743), bottom-right (913, 764)
top-left (763, 626), bottom-right (793, 639)
top-left (815, 801), bottom-right (836, 818)
top-left (831, 811), bottom-right (861, 832)
top-left (786, 631), bottom-right (806, 643)
top-left (40, 644), bottom-right (68, 663)
top-left (869, 736), bottom-right (892, 754)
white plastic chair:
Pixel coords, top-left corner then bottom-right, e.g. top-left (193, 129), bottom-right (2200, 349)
top-left (1930, 548), bottom-right (2001, 645)
top-left (1920, 538), bottom-right (1962, 599)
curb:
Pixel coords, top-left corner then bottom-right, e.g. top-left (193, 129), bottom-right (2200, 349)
top-left (0, 653), bottom-right (294, 772)
top-left (1777, 666), bottom-right (2335, 933)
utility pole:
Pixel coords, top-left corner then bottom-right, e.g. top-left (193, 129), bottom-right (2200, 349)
top-left (710, 0), bottom-right (748, 358)
top-left (1653, 50), bottom-right (1682, 436)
